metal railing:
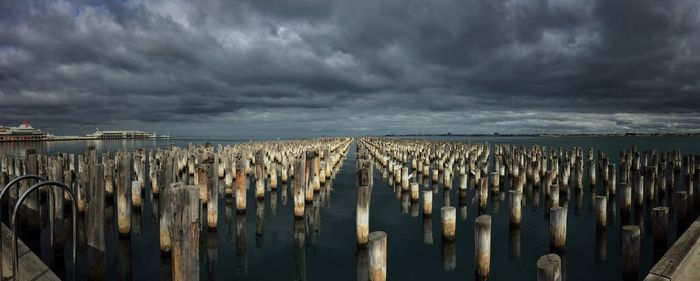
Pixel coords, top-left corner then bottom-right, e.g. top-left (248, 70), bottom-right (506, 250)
top-left (0, 175), bottom-right (56, 252)
top-left (11, 181), bottom-right (77, 281)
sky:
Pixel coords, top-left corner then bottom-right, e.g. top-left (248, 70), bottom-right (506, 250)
top-left (1, 0), bottom-right (699, 139)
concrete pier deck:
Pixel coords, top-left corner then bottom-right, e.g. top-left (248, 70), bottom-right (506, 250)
top-left (1, 224), bottom-right (60, 281)
top-left (645, 216), bottom-right (700, 281)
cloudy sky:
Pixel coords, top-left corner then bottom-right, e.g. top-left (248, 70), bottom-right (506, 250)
top-left (1, 0), bottom-right (699, 138)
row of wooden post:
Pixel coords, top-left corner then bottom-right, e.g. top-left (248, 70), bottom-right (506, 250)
top-left (358, 137), bottom-right (696, 281)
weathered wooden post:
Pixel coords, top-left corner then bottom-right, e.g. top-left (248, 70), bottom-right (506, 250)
top-left (294, 158), bottom-right (306, 218)
top-left (536, 253), bottom-right (562, 281)
top-left (490, 172), bottom-right (500, 193)
top-left (594, 196), bottom-right (607, 231)
top-left (116, 151), bottom-right (131, 237)
top-left (368, 231), bottom-right (387, 281)
top-left (549, 183), bottom-right (559, 208)
top-left (550, 207), bottom-right (567, 251)
top-left (205, 159), bottom-right (218, 231)
top-left (254, 151), bottom-right (265, 200)
top-left (475, 215), bottom-right (492, 281)
top-left (510, 190), bottom-right (522, 226)
top-left (634, 171), bottom-right (644, 206)
top-left (459, 173), bottom-right (468, 190)
top-left (131, 180), bottom-right (142, 210)
top-left (622, 225), bottom-right (640, 281)
top-left (478, 178), bottom-right (488, 209)
top-left (270, 164), bottom-right (277, 190)
top-left (674, 191), bottom-right (688, 230)
top-left (441, 206), bottom-right (456, 242)
top-left (168, 183), bottom-right (200, 281)
top-left (401, 166), bottom-right (409, 191)
top-left (305, 151), bottom-right (316, 202)
top-left (357, 184), bottom-right (371, 246)
top-left (651, 207), bottom-right (668, 249)
top-left (423, 190), bottom-right (432, 217)
top-left (235, 159), bottom-right (247, 213)
top-left (160, 184), bottom-right (173, 254)
top-left (408, 182), bottom-right (419, 203)
top-left (356, 149), bottom-right (373, 244)
top-left (621, 182), bottom-right (632, 214)
top-left (87, 164), bottom-right (106, 280)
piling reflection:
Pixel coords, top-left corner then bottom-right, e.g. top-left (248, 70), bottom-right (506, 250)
top-left (294, 219), bottom-right (306, 281)
top-left (207, 231), bottom-right (218, 280)
top-left (236, 214), bottom-right (247, 275)
top-left (423, 217), bottom-right (433, 245)
top-left (595, 228), bottom-right (607, 261)
top-left (118, 237), bottom-right (131, 281)
top-left (159, 255), bottom-right (172, 281)
top-left (355, 247), bottom-right (369, 281)
top-left (132, 210), bottom-right (142, 236)
top-left (256, 200), bottom-right (265, 249)
top-left (401, 192), bottom-right (409, 214)
top-left (105, 201), bottom-right (115, 232)
top-left (281, 183), bottom-right (288, 205)
top-left (459, 190), bottom-right (468, 221)
top-left (312, 194), bottom-right (321, 236)
top-left (442, 240), bottom-right (456, 271)
top-left (225, 199), bottom-right (233, 242)
top-left (508, 225), bottom-right (521, 260)
top-left (575, 190), bottom-right (583, 215)
top-left (270, 190), bottom-right (278, 215)
top-left (86, 245), bottom-right (106, 280)
top-left (410, 199), bottom-right (419, 217)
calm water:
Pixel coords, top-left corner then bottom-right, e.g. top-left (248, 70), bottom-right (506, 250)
top-left (3, 136), bottom-right (700, 281)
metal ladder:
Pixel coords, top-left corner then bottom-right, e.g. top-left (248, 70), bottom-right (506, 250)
top-left (1, 177), bottom-right (77, 281)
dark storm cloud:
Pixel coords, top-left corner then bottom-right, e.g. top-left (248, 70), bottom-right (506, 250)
top-left (1, 0), bottom-right (699, 137)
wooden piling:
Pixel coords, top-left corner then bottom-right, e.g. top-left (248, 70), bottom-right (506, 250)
top-left (167, 183), bottom-right (200, 281)
top-left (441, 206), bottom-right (456, 242)
top-left (160, 184), bottom-right (173, 254)
top-left (235, 159), bottom-right (247, 213)
top-left (368, 231), bottom-right (387, 281)
top-left (621, 183), bottom-right (632, 214)
top-left (536, 253), bottom-right (562, 281)
top-left (674, 191), bottom-right (688, 230)
top-left (357, 185), bottom-right (371, 246)
top-left (116, 152), bottom-right (131, 237)
top-left (651, 207), bottom-right (668, 249)
top-left (478, 178), bottom-right (488, 209)
top-left (204, 159), bottom-right (218, 231)
top-left (131, 180), bottom-right (142, 210)
top-left (294, 158), bottom-right (306, 218)
top-left (423, 190), bottom-right (433, 217)
top-left (594, 196), bottom-right (607, 231)
top-left (510, 190), bottom-right (522, 226)
top-left (410, 182), bottom-right (419, 202)
top-left (87, 164), bottom-right (106, 280)
top-left (550, 207), bottom-right (567, 251)
top-left (622, 225), bottom-right (640, 280)
top-left (475, 215), bottom-right (491, 281)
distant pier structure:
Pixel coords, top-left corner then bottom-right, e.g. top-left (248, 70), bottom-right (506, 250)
top-left (0, 121), bottom-right (172, 142)
top-left (87, 129), bottom-right (170, 139)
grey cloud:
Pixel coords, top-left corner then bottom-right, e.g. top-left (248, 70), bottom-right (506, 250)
top-left (1, 0), bottom-right (699, 138)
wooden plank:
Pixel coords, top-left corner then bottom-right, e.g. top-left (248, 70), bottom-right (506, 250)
top-left (1, 224), bottom-right (60, 281)
top-left (645, 217), bottom-right (700, 280)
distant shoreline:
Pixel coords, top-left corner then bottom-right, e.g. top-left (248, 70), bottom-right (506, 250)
top-left (384, 133), bottom-right (700, 137)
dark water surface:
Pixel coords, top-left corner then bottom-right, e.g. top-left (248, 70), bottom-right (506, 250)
top-left (2, 136), bottom-right (700, 281)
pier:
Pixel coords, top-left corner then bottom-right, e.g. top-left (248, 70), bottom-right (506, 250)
top-left (1, 224), bottom-right (60, 281)
top-left (645, 216), bottom-right (700, 281)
